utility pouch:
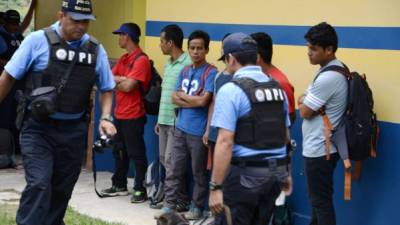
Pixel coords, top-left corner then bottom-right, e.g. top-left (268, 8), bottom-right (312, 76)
top-left (30, 86), bottom-right (57, 121)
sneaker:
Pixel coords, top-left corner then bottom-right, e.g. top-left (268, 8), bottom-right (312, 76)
top-left (149, 200), bottom-right (163, 209)
top-left (184, 205), bottom-right (203, 220)
top-left (100, 186), bottom-right (129, 197)
top-left (131, 190), bottom-right (147, 203)
top-left (176, 201), bottom-right (190, 212)
top-left (154, 206), bottom-right (175, 219)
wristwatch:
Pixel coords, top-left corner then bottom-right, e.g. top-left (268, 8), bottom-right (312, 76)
top-left (101, 114), bottom-right (113, 123)
top-left (209, 181), bottom-right (222, 191)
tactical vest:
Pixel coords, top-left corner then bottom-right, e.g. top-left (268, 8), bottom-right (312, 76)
top-left (0, 29), bottom-right (23, 62)
top-left (25, 28), bottom-right (98, 113)
top-left (233, 77), bottom-right (286, 151)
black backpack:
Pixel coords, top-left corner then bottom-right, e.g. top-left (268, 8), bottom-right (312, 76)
top-left (317, 64), bottom-right (379, 200)
top-left (134, 53), bottom-right (162, 115)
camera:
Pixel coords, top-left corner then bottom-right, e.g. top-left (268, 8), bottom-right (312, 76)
top-left (92, 135), bottom-right (113, 153)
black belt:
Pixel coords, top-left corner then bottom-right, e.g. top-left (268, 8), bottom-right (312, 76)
top-left (231, 158), bottom-right (287, 168)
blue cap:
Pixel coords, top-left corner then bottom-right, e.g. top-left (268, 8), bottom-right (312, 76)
top-left (218, 32), bottom-right (257, 61)
top-left (112, 23), bottom-right (140, 42)
top-left (62, 0), bottom-right (96, 21)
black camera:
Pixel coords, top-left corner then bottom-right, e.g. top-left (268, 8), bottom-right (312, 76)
top-left (92, 135), bottom-right (113, 153)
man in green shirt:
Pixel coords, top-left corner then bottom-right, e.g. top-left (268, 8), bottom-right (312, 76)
top-left (153, 24), bottom-right (191, 210)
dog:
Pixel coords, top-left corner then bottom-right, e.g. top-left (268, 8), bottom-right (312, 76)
top-left (156, 212), bottom-right (190, 225)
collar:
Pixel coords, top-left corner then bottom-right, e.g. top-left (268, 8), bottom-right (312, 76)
top-left (233, 65), bottom-right (263, 79)
top-left (169, 51), bottom-right (188, 65)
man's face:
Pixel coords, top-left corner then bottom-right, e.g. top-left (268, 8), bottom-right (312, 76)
top-left (188, 38), bottom-right (208, 64)
top-left (4, 22), bottom-right (20, 34)
top-left (224, 54), bottom-right (238, 74)
top-left (307, 43), bottom-right (332, 65)
top-left (59, 12), bottom-right (90, 41)
top-left (159, 32), bottom-right (171, 55)
top-left (118, 33), bottom-right (129, 49)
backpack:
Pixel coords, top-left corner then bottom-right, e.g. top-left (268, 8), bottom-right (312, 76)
top-left (0, 128), bottom-right (16, 169)
top-left (134, 53), bottom-right (163, 115)
top-left (144, 159), bottom-right (165, 206)
top-left (316, 64), bottom-right (379, 200)
top-left (180, 63), bottom-right (216, 95)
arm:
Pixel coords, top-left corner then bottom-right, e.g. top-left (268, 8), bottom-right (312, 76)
top-left (298, 93), bottom-right (317, 119)
top-left (98, 91), bottom-right (116, 136)
top-left (114, 76), bottom-right (140, 92)
top-left (175, 91), bottom-right (213, 108)
top-left (209, 128), bottom-right (234, 214)
top-left (203, 97), bottom-right (215, 145)
top-left (0, 71), bottom-right (16, 103)
top-left (20, 0), bottom-right (37, 32)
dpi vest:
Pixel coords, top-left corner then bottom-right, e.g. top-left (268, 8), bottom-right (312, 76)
top-left (233, 78), bottom-right (286, 155)
top-left (25, 28), bottom-right (98, 113)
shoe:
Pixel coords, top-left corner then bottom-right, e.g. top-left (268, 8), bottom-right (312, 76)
top-left (131, 190), bottom-right (147, 203)
top-left (100, 186), bottom-right (128, 197)
top-left (149, 200), bottom-right (163, 209)
top-left (184, 204), bottom-right (203, 220)
top-left (154, 206), bottom-right (175, 219)
top-left (176, 201), bottom-right (190, 212)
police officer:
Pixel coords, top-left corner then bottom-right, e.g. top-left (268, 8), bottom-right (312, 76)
top-left (209, 33), bottom-right (291, 225)
top-left (0, 0), bottom-right (116, 224)
top-left (0, 0), bottom-right (37, 146)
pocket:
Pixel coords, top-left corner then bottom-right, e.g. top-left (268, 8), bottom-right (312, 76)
top-left (239, 173), bottom-right (269, 189)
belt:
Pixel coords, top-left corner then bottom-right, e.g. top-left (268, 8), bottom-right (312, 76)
top-left (231, 158), bottom-right (287, 168)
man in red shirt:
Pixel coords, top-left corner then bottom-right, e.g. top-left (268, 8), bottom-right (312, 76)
top-left (101, 23), bottom-right (151, 203)
top-left (251, 32), bottom-right (296, 124)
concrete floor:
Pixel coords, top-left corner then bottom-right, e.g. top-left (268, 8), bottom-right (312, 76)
top-left (0, 168), bottom-right (160, 225)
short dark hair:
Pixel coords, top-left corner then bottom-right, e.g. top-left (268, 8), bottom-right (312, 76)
top-left (161, 24), bottom-right (184, 49)
top-left (251, 32), bottom-right (273, 64)
top-left (230, 51), bottom-right (257, 66)
top-left (126, 22), bottom-right (141, 44)
top-left (188, 30), bottom-right (210, 49)
top-left (304, 22), bottom-right (338, 53)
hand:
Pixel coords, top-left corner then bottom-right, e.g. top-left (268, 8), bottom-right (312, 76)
top-left (202, 129), bottom-right (209, 145)
top-left (99, 120), bottom-right (117, 137)
top-left (154, 123), bottom-right (160, 135)
top-left (297, 94), bottom-right (306, 105)
top-left (209, 190), bottom-right (224, 215)
top-left (114, 75), bottom-right (126, 84)
top-left (282, 175), bottom-right (293, 196)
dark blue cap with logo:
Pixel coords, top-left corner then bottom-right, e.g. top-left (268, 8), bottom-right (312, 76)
top-left (112, 23), bottom-right (141, 43)
top-left (62, 0), bottom-right (96, 21)
top-left (3, 10), bottom-right (20, 23)
top-left (218, 32), bottom-right (258, 61)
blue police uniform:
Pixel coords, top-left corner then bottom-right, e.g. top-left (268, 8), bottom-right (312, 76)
top-left (211, 65), bottom-right (290, 225)
top-left (4, 22), bottom-right (115, 225)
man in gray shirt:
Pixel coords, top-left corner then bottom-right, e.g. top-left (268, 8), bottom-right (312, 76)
top-left (298, 22), bottom-right (347, 225)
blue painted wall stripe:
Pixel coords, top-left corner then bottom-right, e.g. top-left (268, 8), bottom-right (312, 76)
top-left (146, 20), bottom-right (400, 51)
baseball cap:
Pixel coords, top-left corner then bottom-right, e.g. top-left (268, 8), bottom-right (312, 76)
top-left (218, 32), bottom-right (258, 61)
top-left (112, 23), bottom-right (141, 42)
top-left (3, 10), bottom-right (20, 23)
top-left (62, 0), bottom-right (96, 21)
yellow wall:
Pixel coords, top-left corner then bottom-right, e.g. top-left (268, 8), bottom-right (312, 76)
top-left (145, 0), bottom-right (400, 124)
top-left (34, 0), bottom-right (400, 124)
top-left (35, 0), bottom-right (146, 59)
